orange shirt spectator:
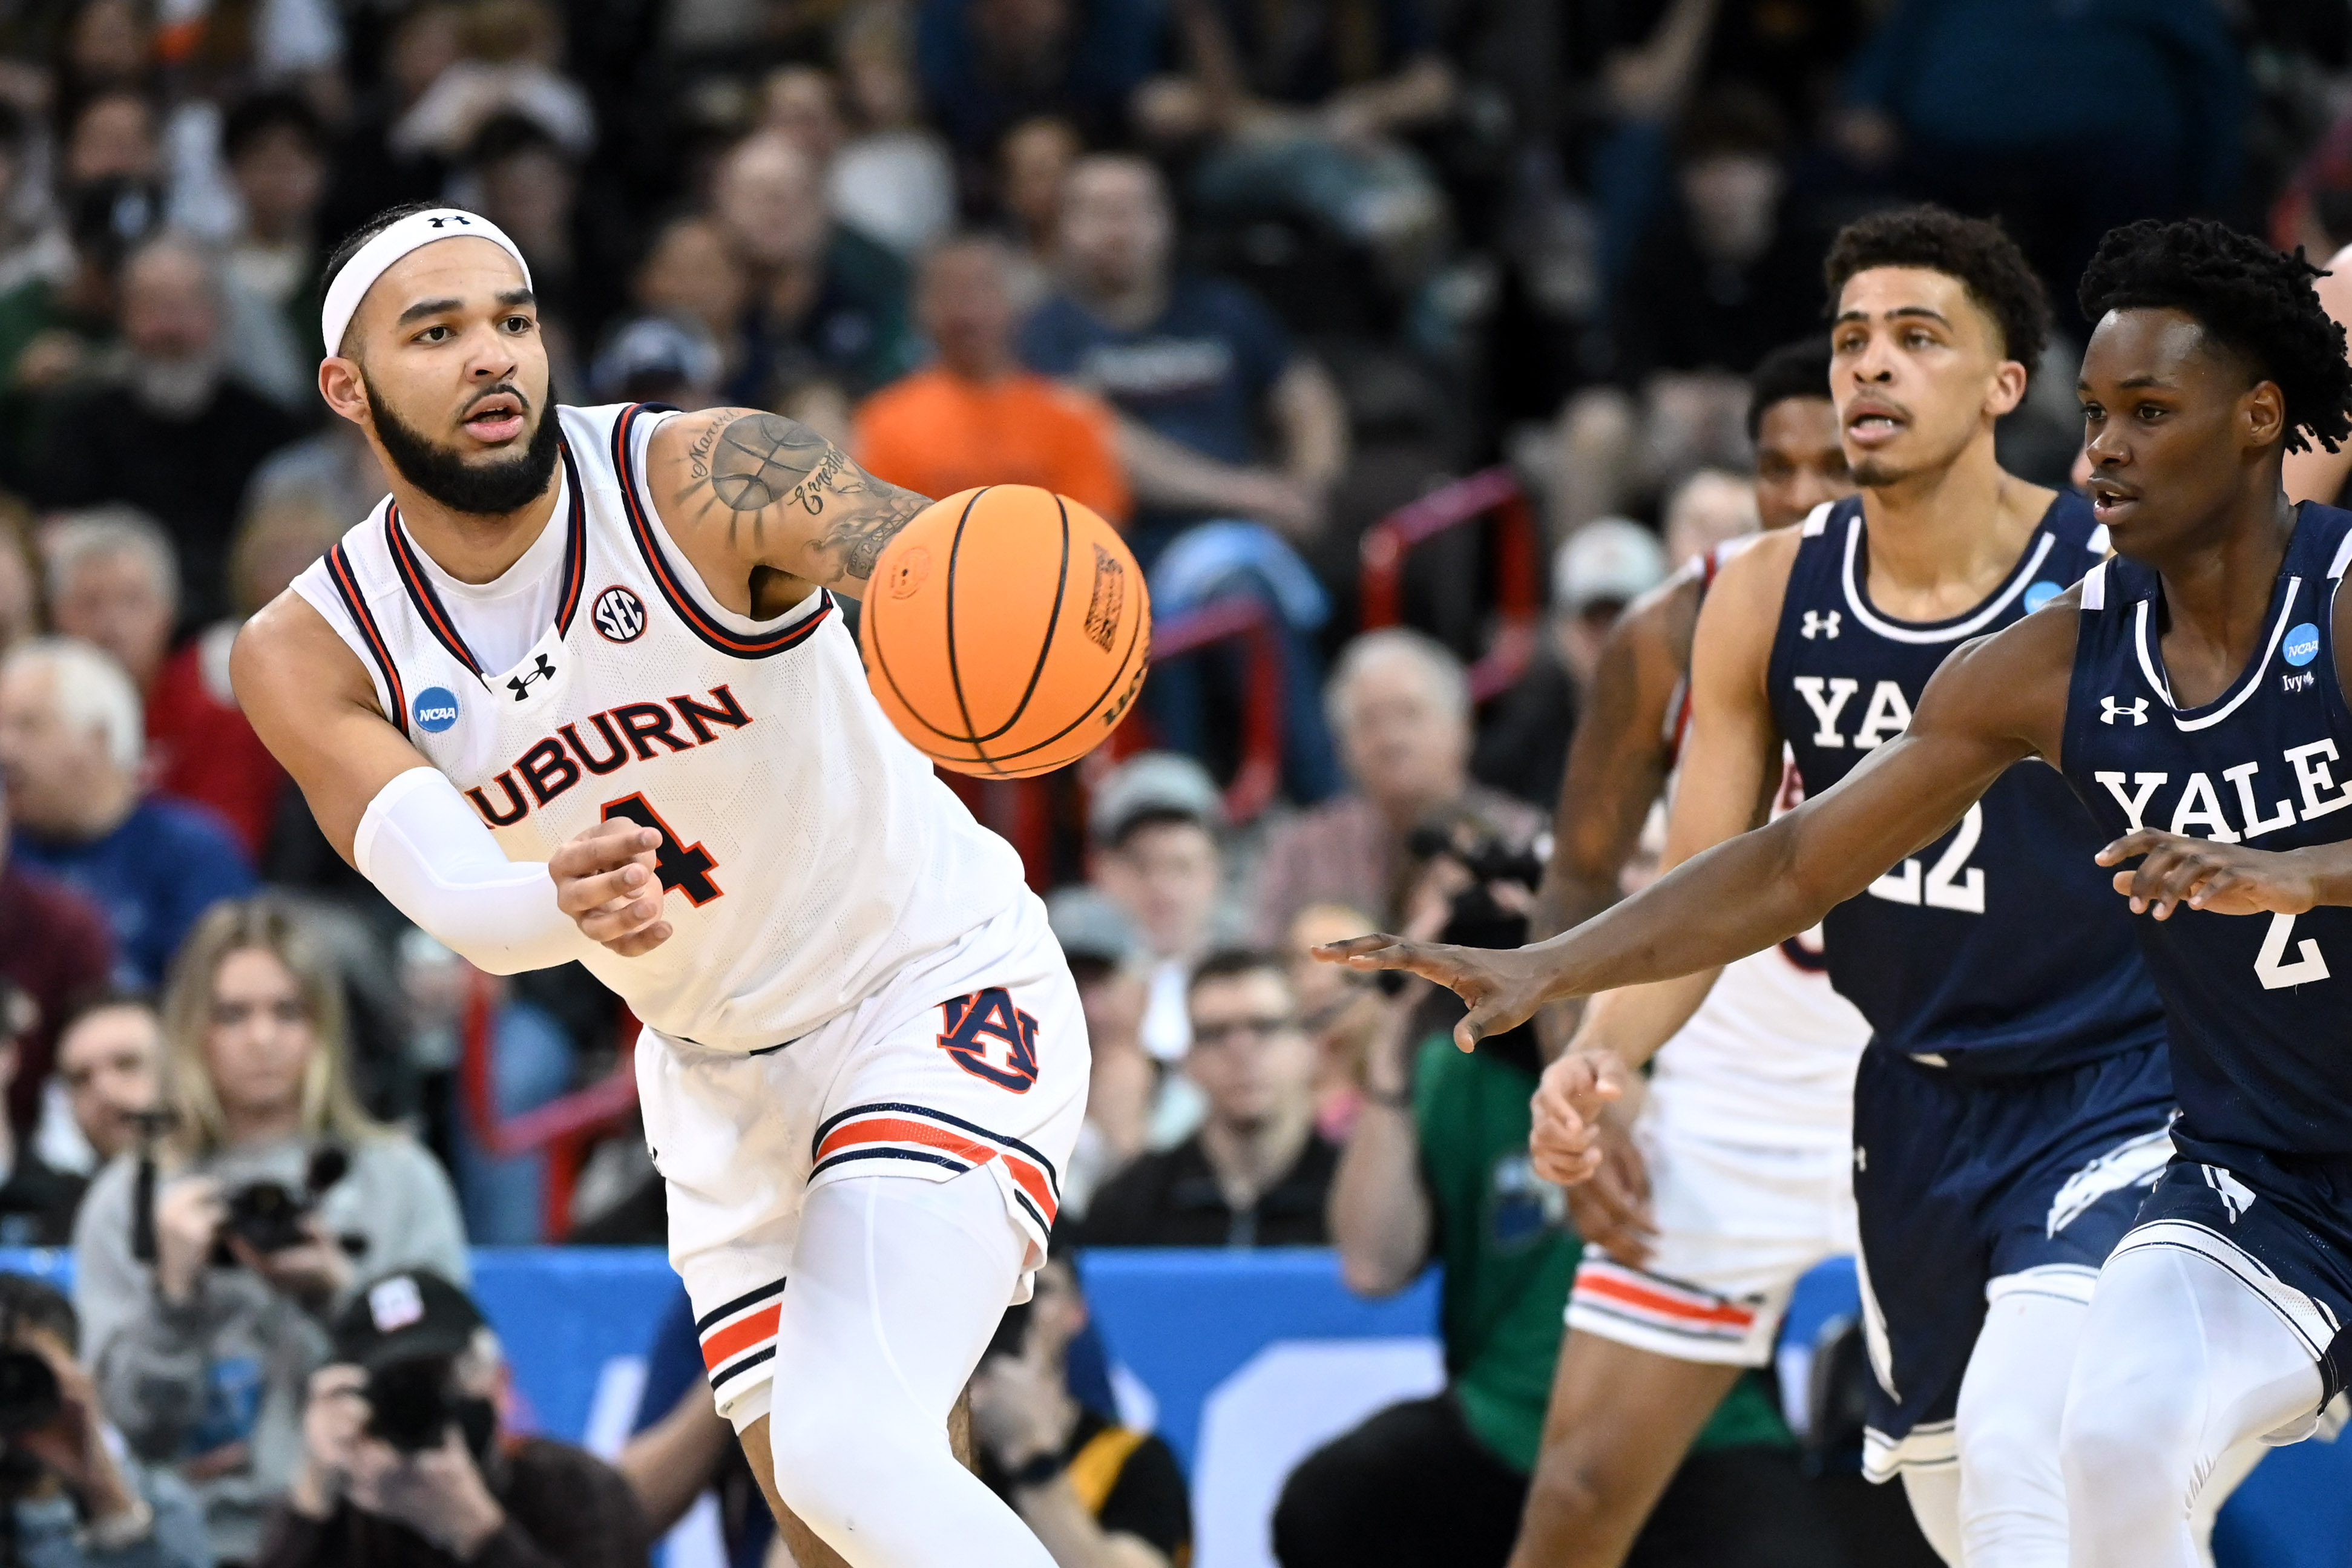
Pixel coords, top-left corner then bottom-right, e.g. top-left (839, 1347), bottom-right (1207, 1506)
top-left (855, 233), bottom-right (1130, 523)
top-left (857, 367), bottom-right (1128, 522)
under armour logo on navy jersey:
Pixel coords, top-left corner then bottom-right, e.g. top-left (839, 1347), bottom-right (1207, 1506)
top-left (507, 652), bottom-right (557, 701)
top-left (1801, 610), bottom-right (1841, 640)
top-left (593, 585), bottom-right (646, 644)
top-left (2101, 696), bottom-right (2149, 726)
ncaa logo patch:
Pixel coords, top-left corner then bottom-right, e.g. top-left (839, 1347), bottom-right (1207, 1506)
top-left (2284, 623), bottom-right (2321, 668)
top-left (593, 585), bottom-right (647, 644)
top-left (2023, 580), bottom-right (2062, 613)
top-left (412, 686), bottom-right (461, 733)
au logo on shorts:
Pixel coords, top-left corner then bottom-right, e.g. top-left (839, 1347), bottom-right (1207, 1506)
top-left (593, 585), bottom-right (648, 643)
top-left (937, 988), bottom-right (1041, 1092)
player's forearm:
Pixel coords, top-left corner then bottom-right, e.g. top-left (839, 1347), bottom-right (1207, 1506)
top-left (1273, 361), bottom-right (1348, 491)
top-left (356, 769), bottom-right (600, 974)
top-left (1115, 419), bottom-right (1267, 514)
top-left (2292, 842), bottom-right (2352, 908)
top-left (1329, 1057), bottom-right (1431, 1296)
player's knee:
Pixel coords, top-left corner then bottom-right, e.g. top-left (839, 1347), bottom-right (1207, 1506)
top-left (1520, 1436), bottom-right (1629, 1541)
top-left (2058, 1362), bottom-right (2197, 1510)
top-left (763, 1373), bottom-right (933, 1530)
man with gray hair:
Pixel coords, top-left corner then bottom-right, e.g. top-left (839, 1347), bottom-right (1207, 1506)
top-left (0, 638), bottom-right (252, 988)
top-left (32, 234), bottom-right (303, 624)
top-left (1252, 629), bottom-right (1542, 943)
top-left (46, 508), bottom-right (177, 695)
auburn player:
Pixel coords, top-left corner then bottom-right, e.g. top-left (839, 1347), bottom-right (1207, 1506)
top-left (232, 205), bottom-right (1092, 1568)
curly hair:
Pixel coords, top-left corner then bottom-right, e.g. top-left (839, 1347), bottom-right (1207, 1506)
top-left (1746, 335), bottom-right (1833, 438)
top-left (1823, 206), bottom-right (2051, 372)
top-left (2077, 218), bottom-right (2352, 456)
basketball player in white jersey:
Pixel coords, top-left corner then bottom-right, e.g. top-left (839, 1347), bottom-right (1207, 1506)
top-left (1509, 339), bottom-right (1873, 1568)
top-left (231, 205), bottom-right (1091, 1568)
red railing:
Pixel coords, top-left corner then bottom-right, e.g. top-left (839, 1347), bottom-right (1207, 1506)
top-left (1359, 466), bottom-right (1543, 702)
top-left (459, 971), bottom-right (640, 1241)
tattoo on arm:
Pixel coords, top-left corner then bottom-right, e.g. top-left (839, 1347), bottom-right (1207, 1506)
top-left (671, 410), bottom-right (928, 583)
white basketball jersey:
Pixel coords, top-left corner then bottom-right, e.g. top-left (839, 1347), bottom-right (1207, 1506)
top-left (1644, 540), bottom-right (1871, 1148)
top-left (293, 402), bottom-right (1027, 1052)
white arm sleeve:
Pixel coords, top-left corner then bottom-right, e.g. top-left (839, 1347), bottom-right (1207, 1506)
top-left (352, 767), bottom-right (602, 975)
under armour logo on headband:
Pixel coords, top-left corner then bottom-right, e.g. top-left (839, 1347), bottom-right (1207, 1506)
top-left (425, 215), bottom-right (472, 228)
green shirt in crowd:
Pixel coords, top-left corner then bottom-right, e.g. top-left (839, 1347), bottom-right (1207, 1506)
top-left (1413, 1034), bottom-right (1793, 1473)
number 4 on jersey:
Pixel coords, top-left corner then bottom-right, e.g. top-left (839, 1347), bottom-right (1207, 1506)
top-left (602, 793), bottom-right (722, 905)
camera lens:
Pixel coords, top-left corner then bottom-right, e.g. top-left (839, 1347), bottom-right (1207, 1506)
top-left (0, 1350), bottom-right (61, 1437)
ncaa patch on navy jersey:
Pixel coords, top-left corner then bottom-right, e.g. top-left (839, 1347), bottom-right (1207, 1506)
top-left (412, 686), bottom-right (461, 733)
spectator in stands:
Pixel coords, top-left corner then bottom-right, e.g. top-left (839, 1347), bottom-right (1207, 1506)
top-left (0, 983), bottom-right (90, 1243)
top-left (0, 1271), bottom-right (210, 1568)
top-left (1553, 91), bottom-right (1815, 534)
top-left (1835, 0), bottom-right (2244, 294)
top-left (855, 234), bottom-right (1129, 521)
top-left (1047, 887), bottom-right (1153, 1216)
top-left (971, 1236), bottom-right (1192, 1567)
top-left (996, 116), bottom-right (1081, 308)
top-left (1473, 519), bottom-right (1669, 807)
top-left (0, 774), bottom-right (116, 1142)
top-left (1022, 154), bottom-right (1347, 551)
top-left (462, 112), bottom-right (624, 394)
top-left (1285, 974), bottom-right (1830, 1568)
top-left (712, 131), bottom-right (918, 406)
top-left (626, 214), bottom-right (747, 393)
top-left (32, 235), bottom-right (304, 625)
top-left (42, 508), bottom-right (286, 859)
top-left (917, 0), bottom-right (1165, 186)
top-left (263, 1269), bottom-right (650, 1567)
top-left (1255, 630), bottom-right (1543, 942)
top-left (52, 991), bottom-right (162, 1168)
top-left (1088, 753), bottom-right (1236, 1075)
top-left (1283, 901), bottom-right (1384, 1142)
top-left (317, 2), bottom-right (465, 246)
top-left (833, 12), bottom-right (959, 260)
top-left (0, 639), bottom-right (252, 990)
top-left (0, 161), bottom-right (163, 441)
top-left (1085, 949), bottom-right (1336, 1248)
top-left (0, 102), bottom-right (70, 298)
top-left (1661, 468), bottom-right (1760, 569)
top-left (62, 88), bottom-right (160, 191)
top-left (241, 414), bottom-right (390, 541)
top-left (73, 897), bottom-right (468, 1563)
top-left (223, 91), bottom-right (330, 364)
top-left (385, 0), bottom-right (593, 166)
top-left (590, 315), bottom-right (726, 410)
top-left (1140, 0), bottom-right (1454, 147)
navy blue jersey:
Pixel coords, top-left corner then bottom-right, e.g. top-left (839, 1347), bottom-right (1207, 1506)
top-left (2061, 502), bottom-right (2352, 1160)
top-left (1767, 492), bottom-right (2166, 1072)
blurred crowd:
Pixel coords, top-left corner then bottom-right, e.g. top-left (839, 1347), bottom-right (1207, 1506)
top-left (0, 0), bottom-right (2322, 1564)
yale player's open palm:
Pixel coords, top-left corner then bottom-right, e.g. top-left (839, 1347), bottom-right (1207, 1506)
top-left (1315, 933), bottom-right (1559, 1051)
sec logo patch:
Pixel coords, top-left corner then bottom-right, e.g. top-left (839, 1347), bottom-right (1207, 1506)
top-left (593, 585), bottom-right (647, 643)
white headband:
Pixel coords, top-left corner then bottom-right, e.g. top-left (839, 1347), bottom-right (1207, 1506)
top-left (320, 208), bottom-right (533, 359)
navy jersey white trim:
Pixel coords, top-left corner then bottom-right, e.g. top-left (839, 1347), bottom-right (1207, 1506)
top-left (1768, 490), bottom-right (2165, 1072)
top-left (2062, 501), bottom-right (2352, 1159)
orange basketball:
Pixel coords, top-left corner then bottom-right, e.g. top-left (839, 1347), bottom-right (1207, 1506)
top-left (859, 486), bottom-right (1151, 778)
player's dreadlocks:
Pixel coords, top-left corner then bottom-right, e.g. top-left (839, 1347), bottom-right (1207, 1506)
top-left (2078, 218), bottom-right (2352, 456)
top-left (1822, 205), bottom-right (2051, 373)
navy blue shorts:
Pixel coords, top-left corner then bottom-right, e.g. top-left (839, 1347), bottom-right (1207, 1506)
top-left (1851, 1040), bottom-right (2173, 1478)
top-left (2116, 1146), bottom-right (2352, 1407)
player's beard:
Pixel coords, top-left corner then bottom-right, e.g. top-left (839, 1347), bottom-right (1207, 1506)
top-left (363, 370), bottom-right (562, 516)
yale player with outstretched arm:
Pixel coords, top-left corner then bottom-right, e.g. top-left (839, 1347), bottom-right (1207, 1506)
top-left (233, 205), bottom-right (1090, 1568)
top-left (1329, 221), bottom-right (2352, 1568)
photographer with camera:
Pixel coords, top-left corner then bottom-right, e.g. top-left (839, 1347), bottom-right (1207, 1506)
top-left (1277, 838), bottom-right (1836, 1568)
top-left (0, 1271), bottom-right (208, 1567)
top-left (70, 900), bottom-right (467, 1564)
top-left (260, 1271), bottom-right (646, 1568)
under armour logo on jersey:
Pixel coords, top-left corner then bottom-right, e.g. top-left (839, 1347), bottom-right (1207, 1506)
top-left (425, 214), bottom-right (472, 228)
top-left (937, 988), bottom-right (1040, 1093)
top-left (2201, 1164), bottom-right (2256, 1223)
top-left (1801, 610), bottom-right (1841, 640)
top-left (2101, 696), bottom-right (2149, 726)
top-left (592, 585), bottom-right (646, 644)
top-left (507, 653), bottom-right (557, 702)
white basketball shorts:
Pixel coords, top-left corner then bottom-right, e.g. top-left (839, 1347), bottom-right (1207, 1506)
top-left (638, 888), bottom-right (1089, 1422)
top-left (1565, 1114), bottom-right (1858, 1367)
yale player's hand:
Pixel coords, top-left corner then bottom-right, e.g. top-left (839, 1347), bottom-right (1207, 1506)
top-left (2095, 830), bottom-right (2319, 920)
top-left (1528, 1050), bottom-right (1630, 1186)
top-left (1562, 1112), bottom-right (1657, 1267)
top-left (551, 821), bottom-right (674, 956)
top-left (1315, 934), bottom-right (1552, 1051)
